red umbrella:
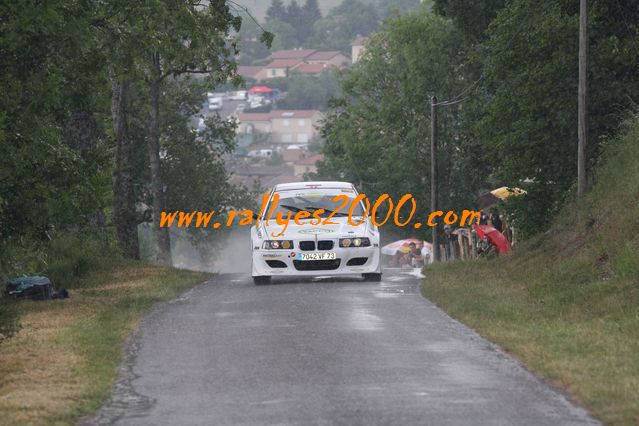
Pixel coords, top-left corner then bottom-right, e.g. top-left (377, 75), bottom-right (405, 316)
top-left (247, 86), bottom-right (273, 94)
top-left (473, 224), bottom-right (510, 255)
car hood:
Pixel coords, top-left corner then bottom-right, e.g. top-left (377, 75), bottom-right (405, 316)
top-left (259, 217), bottom-right (372, 239)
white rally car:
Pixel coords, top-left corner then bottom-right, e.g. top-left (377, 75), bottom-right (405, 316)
top-left (251, 181), bottom-right (381, 285)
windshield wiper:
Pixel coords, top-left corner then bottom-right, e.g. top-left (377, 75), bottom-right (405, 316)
top-left (280, 204), bottom-right (306, 213)
top-left (305, 206), bottom-right (349, 217)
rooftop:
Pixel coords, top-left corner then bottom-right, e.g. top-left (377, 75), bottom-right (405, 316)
top-left (307, 51), bottom-right (346, 61)
top-left (270, 49), bottom-right (318, 60)
top-left (237, 65), bottom-right (263, 78)
top-left (265, 58), bottom-right (305, 69)
top-left (293, 63), bottom-right (327, 74)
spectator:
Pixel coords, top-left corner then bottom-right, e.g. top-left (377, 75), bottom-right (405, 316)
top-left (444, 224), bottom-right (457, 261)
top-left (480, 211), bottom-right (489, 225)
top-left (490, 209), bottom-right (503, 232)
top-left (393, 242), bottom-right (424, 267)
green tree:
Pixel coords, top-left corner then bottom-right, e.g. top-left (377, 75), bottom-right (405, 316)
top-left (266, 19), bottom-right (299, 50)
top-left (376, 0), bottom-right (422, 18)
top-left (433, 0), bottom-right (507, 41)
top-left (238, 16), bottom-right (271, 64)
top-left (286, 0), bottom-right (303, 24)
top-left (277, 72), bottom-right (341, 110)
top-left (476, 0), bottom-right (639, 235)
top-left (300, 0), bottom-right (322, 43)
top-left (317, 9), bottom-right (478, 228)
top-left (310, 0), bottom-right (380, 52)
top-left (0, 0), bottom-right (111, 248)
top-left (266, 0), bottom-right (287, 22)
top-left (303, 0), bottom-right (322, 23)
top-left (103, 0), bottom-right (270, 264)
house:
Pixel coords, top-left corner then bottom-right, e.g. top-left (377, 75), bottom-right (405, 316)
top-left (256, 59), bottom-right (304, 80)
top-left (237, 66), bottom-right (263, 81)
top-left (293, 154), bottom-right (324, 177)
top-left (269, 110), bottom-right (323, 144)
top-left (281, 145), bottom-right (305, 164)
top-left (235, 112), bottom-right (272, 135)
top-left (306, 51), bottom-right (351, 68)
top-left (291, 62), bottom-right (328, 76)
top-left (229, 164), bottom-right (301, 193)
top-left (236, 110), bottom-right (324, 145)
top-left (351, 36), bottom-right (368, 64)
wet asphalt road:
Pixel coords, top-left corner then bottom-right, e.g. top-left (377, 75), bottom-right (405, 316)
top-left (92, 270), bottom-right (597, 426)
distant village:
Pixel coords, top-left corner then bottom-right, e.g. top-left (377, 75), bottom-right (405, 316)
top-left (201, 37), bottom-right (368, 194)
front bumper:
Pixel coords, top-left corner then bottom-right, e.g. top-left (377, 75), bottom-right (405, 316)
top-left (251, 243), bottom-right (381, 277)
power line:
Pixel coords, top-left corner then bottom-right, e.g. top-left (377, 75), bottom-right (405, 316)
top-left (432, 75), bottom-right (484, 107)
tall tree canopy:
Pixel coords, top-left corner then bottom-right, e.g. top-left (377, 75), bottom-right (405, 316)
top-left (433, 0), bottom-right (507, 40)
top-left (266, 0), bottom-right (288, 22)
top-left (475, 0), bottom-right (639, 234)
top-left (316, 8), bottom-right (480, 231)
top-left (310, 0), bottom-right (380, 53)
top-left (0, 0), bottom-right (270, 266)
top-left (0, 0), bottom-right (110, 244)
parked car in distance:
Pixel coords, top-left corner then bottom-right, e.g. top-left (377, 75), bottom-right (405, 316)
top-left (235, 103), bottom-right (246, 113)
top-left (208, 96), bottom-right (223, 111)
top-left (231, 90), bottom-right (247, 101)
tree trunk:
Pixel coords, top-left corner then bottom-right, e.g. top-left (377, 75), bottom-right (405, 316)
top-left (148, 53), bottom-right (172, 265)
top-left (111, 77), bottom-right (140, 259)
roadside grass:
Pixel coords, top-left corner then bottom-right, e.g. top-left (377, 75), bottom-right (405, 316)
top-left (0, 259), bottom-right (210, 425)
top-left (422, 117), bottom-right (639, 425)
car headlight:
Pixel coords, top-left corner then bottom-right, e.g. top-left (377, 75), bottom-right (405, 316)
top-left (339, 237), bottom-right (370, 247)
top-left (263, 240), bottom-right (293, 249)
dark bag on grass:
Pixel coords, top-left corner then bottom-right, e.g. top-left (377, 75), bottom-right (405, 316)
top-left (5, 276), bottom-right (53, 300)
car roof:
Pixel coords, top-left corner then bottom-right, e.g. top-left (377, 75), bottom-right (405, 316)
top-left (273, 181), bottom-right (356, 192)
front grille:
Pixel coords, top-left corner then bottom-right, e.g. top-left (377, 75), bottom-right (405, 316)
top-left (317, 240), bottom-right (334, 250)
top-left (347, 257), bottom-right (368, 266)
top-left (299, 241), bottom-right (315, 251)
top-left (293, 259), bottom-right (341, 271)
top-left (266, 260), bottom-right (287, 268)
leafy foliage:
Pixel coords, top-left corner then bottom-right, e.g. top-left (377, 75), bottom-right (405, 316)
top-left (316, 8), bottom-right (482, 235)
top-left (1, 0), bottom-right (267, 269)
top-left (0, 0), bottom-right (111, 244)
top-left (266, 0), bottom-right (288, 22)
top-left (310, 0), bottom-right (380, 52)
top-left (475, 0), bottom-right (639, 235)
top-left (276, 72), bottom-right (341, 110)
top-left (433, 0), bottom-right (507, 40)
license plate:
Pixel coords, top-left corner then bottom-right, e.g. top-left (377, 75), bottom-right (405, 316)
top-left (298, 252), bottom-right (336, 261)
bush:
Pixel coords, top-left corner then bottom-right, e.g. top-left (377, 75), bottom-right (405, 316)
top-left (44, 231), bottom-right (117, 289)
top-left (0, 230), bottom-right (117, 291)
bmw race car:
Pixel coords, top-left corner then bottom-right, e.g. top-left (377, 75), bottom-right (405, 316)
top-left (251, 181), bottom-right (382, 285)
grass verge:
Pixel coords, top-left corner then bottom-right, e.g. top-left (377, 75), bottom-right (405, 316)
top-left (422, 116), bottom-right (639, 425)
top-left (422, 259), bottom-right (638, 425)
top-left (0, 259), bottom-right (210, 425)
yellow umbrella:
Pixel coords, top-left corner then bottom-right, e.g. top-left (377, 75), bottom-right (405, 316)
top-left (490, 186), bottom-right (527, 200)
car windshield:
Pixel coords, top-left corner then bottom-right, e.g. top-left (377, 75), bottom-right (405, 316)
top-left (269, 189), bottom-right (365, 218)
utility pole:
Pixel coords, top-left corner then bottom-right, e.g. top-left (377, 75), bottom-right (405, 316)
top-left (577, 0), bottom-right (588, 196)
top-left (431, 96), bottom-right (440, 262)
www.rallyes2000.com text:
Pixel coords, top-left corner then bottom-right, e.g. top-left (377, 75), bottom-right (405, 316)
top-left (160, 193), bottom-right (481, 237)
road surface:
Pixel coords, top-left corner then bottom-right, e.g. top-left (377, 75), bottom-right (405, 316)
top-left (91, 270), bottom-right (597, 425)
